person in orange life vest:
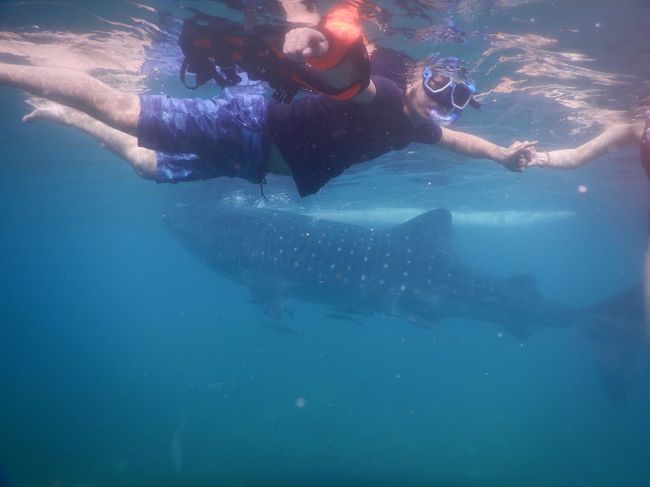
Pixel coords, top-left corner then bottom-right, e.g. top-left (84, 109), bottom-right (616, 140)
top-left (0, 4), bottom-right (538, 196)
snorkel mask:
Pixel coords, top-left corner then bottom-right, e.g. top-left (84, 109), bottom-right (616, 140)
top-left (422, 62), bottom-right (480, 126)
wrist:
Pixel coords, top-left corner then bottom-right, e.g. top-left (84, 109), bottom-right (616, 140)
top-left (495, 146), bottom-right (508, 165)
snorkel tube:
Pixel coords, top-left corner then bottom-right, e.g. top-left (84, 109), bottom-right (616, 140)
top-left (427, 107), bottom-right (461, 126)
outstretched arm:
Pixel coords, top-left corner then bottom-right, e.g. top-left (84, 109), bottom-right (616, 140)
top-left (527, 122), bottom-right (644, 169)
top-left (437, 126), bottom-right (537, 171)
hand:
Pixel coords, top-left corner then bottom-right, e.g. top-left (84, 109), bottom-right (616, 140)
top-left (283, 27), bottom-right (329, 62)
top-left (523, 147), bottom-right (551, 167)
top-left (500, 140), bottom-right (538, 172)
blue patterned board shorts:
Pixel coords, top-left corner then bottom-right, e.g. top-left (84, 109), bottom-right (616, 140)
top-left (137, 91), bottom-right (271, 184)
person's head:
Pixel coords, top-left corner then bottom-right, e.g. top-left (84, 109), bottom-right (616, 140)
top-left (404, 56), bottom-right (480, 126)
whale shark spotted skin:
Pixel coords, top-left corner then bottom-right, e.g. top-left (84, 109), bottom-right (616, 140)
top-left (165, 203), bottom-right (577, 334)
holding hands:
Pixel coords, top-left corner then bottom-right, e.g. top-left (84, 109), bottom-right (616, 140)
top-left (522, 148), bottom-right (551, 168)
top-left (283, 27), bottom-right (329, 62)
top-left (499, 140), bottom-right (539, 172)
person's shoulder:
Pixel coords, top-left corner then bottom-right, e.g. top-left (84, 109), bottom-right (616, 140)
top-left (371, 75), bottom-right (402, 92)
top-left (412, 121), bottom-right (443, 144)
top-left (369, 46), bottom-right (414, 90)
top-left (369, 75), bottom-right (405, 105)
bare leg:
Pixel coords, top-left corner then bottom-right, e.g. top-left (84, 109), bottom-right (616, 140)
top-left (0, 63), bottom-right (140, 135)
top-left (23, 102), bottom-right (156, 179)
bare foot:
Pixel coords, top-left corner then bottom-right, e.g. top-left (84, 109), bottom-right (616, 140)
top-left (22, 103), bottom-right (71, 124)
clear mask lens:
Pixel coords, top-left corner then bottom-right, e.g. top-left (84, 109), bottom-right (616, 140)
top-left (451, 82), bottom-right (474, 109)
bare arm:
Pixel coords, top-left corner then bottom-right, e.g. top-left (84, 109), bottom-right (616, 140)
top-left (437, 126), bottom-right (537, 171)
top-left (528, 122), bottom-right (644, 169)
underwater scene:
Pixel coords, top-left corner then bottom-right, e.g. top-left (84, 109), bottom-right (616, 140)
top-left (1, 0), bottom-right (650, 485)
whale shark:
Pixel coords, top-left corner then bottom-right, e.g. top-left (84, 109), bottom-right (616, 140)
top-left (164, 201), bottom-right (645, 402)
top-left (165, 202), bottom-right (592, 335)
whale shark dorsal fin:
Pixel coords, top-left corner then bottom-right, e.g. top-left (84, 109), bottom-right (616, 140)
top-left (392, 208), bottom-right (452, 243)
top-left (244, 274), bottom-right (291, 319)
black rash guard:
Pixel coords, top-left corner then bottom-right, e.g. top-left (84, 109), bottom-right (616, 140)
top-left (268, 75), bottom-right (442, 196)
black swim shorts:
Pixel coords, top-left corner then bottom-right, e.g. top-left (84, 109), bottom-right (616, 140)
top-left (137, 91), bottom-right (271, 184)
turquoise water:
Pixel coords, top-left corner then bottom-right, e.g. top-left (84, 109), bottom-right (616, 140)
top-left (1, 1), bottom-right (650, 485)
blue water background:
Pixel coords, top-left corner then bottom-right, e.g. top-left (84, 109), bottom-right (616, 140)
top-left (1, 1), bottom-right (650, 485)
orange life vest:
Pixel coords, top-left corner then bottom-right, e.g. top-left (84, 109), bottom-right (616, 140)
top-left (298, 5), bottom-right (370, 100)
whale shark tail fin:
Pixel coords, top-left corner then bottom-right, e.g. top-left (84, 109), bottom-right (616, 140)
top-left (580, 285), bottom-right (645, 404)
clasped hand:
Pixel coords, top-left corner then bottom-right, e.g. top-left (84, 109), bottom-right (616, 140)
top-left (283, 27), bottom-right (329, 62)
top-left (500, 140), bottom-right (539, 172)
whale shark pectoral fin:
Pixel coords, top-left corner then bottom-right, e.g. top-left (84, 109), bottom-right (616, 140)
top-left (246, 276), bottom-right (291, 319)
top-left (396, 296), bottom-right (448, 328)
top-left (501, 321), bottom-right (533, 340)
top-left (392, 208), bottom-right (452, 242)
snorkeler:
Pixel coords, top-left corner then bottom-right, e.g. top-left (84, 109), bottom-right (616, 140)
top-left (0, 4), bottom-right (537, 197)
